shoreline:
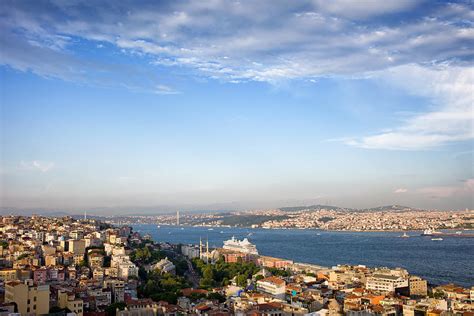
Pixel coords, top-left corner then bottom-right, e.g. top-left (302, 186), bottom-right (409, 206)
top-left (128, 223), bottom-right (474, 234)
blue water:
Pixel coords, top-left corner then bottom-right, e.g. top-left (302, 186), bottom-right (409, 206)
top-left (133, 224), bottom-right (474, 287)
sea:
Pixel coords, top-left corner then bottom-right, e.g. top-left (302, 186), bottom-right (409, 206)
top-left (132, 224), bottom-right (474, 287)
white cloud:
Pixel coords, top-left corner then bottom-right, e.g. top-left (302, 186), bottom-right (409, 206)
top-left (154, 84), bottom-right (180, 95)
top-left (394, 188), bottom-right (408, 194)
top-left (346, 64), bottom-right (473, 150)
top-left (19, 160), bottom-right (55, 173)
top-left (1, 1), bottom-right (472, 150)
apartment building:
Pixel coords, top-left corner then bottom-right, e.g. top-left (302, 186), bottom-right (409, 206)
top-left (256, 276), bottom-right (286, 299)
top-left (5, 280), bottom-right (49, 315)
top-left (366, 274), bottom-right (408, 293)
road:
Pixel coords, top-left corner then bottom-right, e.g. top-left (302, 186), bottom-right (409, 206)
top-left (185, 257), bottom-right (200, 288)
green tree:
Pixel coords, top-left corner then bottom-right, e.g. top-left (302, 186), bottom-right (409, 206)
top-left (105, 302), bottom-right (126, 316)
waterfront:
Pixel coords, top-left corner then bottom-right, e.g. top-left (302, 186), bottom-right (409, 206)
top-left (133, 224), bottom-right (474, 287)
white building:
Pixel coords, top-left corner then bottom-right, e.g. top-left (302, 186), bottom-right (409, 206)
top-left (153, 258), bottom-right (175, 275)
top-left (366, 274), bottom-right (409, 293)
top-left (111, 255), bottom-right (138, 279)
top-left (181, 245), bottom-right (200, 259)
top-left (256, 276), bottom-right (286, 299)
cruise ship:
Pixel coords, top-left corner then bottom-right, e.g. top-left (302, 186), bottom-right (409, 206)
top-left (223, 236), bottom-right (259, 255)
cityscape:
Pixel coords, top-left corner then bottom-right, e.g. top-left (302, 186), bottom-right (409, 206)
top-left (1, 0), bottom-right (473, 315)
top-left (0, 215), bottom-right (473, 316)
top-left (102, 206), bottom-right (474, 232)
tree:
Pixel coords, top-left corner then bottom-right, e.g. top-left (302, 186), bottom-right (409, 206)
top-left (207, 292), bottom-right (226, 303)
top-left (105, 302), bottom-right (126, 316)
top-left (235, 274), bottom-right (248, 287)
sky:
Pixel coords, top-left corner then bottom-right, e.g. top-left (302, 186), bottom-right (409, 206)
top-left (0, 0), bottom-right (473, 213)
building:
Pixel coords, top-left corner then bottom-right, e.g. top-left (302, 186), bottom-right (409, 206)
top-left (257, 256), bottom-right (293, 269)
top-left (0, 269), bottom-right (19, 281)
top-left (58, 290), bottom-right (84, 316)
top-left (220, 249), bottom-right (253, 263)
top-left (181, 245), bottom-right (200, 259)
top-left (409, 276), bottom-right (428, 297)
top-left (88, 251), bottom-right (104, 269)
top-left (5, 280), bottom-right (50, 315)
top-left (153, 257), bottom-right (176, 275)
top-left (256, 276), bottom-right (286, 299)
top-left (366, 274), bottom-right (409, 293)
top-left (69, 239), bottom-right (86, 255)
top-left (105, 279), bottom-right (125, 303)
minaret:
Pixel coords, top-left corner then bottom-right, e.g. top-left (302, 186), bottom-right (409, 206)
top-left (199, 237), bottom-right (203, 259)
top-left (176, 210), bottom-right (180, 226)
top-left (206, 238), bottom-right (209, 264)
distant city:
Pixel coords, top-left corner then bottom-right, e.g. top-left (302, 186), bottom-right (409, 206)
top-left (86, 205), bottom-right (474, 232)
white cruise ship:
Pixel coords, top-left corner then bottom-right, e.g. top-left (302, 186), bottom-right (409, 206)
top-left (223, 236), bottom-right (259, 255)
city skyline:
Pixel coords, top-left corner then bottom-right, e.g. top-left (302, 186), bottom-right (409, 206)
top-left (1, 1), bottom-right (473, 211)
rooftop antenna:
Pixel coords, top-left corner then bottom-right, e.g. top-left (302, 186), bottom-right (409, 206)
top-left (176, 210), bottom-right (180, 226)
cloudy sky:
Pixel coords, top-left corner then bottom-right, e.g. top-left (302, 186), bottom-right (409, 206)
top-left (0, 0), bottom-right (473, 212)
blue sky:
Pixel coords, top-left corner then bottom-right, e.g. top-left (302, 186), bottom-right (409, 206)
top-left (0, 0), bottom-right (473, 212)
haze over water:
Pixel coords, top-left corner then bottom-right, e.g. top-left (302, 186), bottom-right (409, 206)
top-left (134, 224), bottom-right (474, 288)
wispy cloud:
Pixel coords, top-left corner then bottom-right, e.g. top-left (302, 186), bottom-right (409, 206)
top-left (345, 64), bottom-right (473, 150)
top-left (394, 188), bottom-right (408, 194)
top-left (19, 160), bottom-right (55, 173)
top-left (418, 179), bottom-right (474, 199)
top-left (154, 84), bottom-right (180, 95)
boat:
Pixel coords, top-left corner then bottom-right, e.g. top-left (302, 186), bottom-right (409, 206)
top-left (157, 225), bottom-right (161, 228)
top-left (400, 232), bottom-right (410, 238)
top-left (223, 236), bottom-right (259, 255)
top-left (180, 227), bottom-right (184, 230)
top-left (208, 228), bottom-right (214, 231)
top-left (421, 229), bottom-right (442, 236)
top-left (431, 238), bottom-right (443, 241)
top-left (316, 233), bottom-right (321, 236)
top-left (422, 229), bottom-right (474, 238)
top-left (220, 231), bottom-right (224, 234)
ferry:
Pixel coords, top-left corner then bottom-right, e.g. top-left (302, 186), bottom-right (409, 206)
top-left (223, 236), bottom-right (259, 255)
top-left (422, 229), bottom-right (474, 238)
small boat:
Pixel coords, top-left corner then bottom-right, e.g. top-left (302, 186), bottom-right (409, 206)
top-left (400, 232), bottom-right (410, 238)
top-left (157, 225), bottom-right (161, 228)
top-left (316, 233), bottom-right (321, 236)
top-left (431, 237), bottom-right (443, 241)
top-left (208, 228), bottom-right (214, 231)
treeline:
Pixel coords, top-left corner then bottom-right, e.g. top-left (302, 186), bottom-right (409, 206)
top-left (138, 270), bottom-right (190, 304)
